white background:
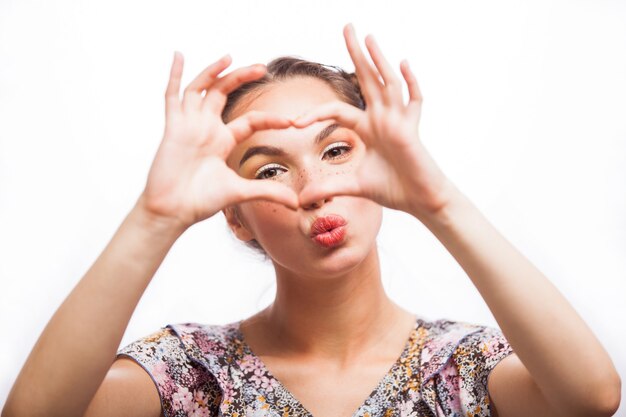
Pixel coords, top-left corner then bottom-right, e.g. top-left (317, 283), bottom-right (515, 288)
top-left (1, 0), bottom-right (625, 413)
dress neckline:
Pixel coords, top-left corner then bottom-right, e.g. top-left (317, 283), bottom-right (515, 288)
top-left (233, 315), bottom-right (422, 416)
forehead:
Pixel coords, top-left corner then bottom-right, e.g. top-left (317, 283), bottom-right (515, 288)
top-left (226, 77), bottom-right (346, 168)
top-left (236, 76), bottom-right (341, 119)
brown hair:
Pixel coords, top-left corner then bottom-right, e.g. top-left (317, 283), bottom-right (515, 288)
top-left (222, 56), bottom-right (366, 259)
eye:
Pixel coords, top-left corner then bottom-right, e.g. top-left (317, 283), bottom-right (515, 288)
top-left (254, 163), bottom-right (285, 180)
top-left (253, 141), bottom-right (353, 180)
top-left (322, 141), bottom-right (352, 160)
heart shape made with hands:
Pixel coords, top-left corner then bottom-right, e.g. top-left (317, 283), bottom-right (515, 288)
top-left (149, 22), bottom-right (454, 232)
top-left (245, 111), bottom-right (453, 224)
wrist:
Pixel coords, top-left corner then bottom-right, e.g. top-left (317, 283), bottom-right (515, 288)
top-left (410, 180), bottom-right (471, 232)
top-left (130, 194), bottom-right (190, 239)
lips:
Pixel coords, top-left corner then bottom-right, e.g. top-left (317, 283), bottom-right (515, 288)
top-left (310, 214), bottom-right (347, 248)
top-left (310, 214), bottom-right (347, 237)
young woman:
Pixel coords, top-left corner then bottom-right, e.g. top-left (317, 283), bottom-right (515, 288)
top-left (3, 24), bottom-right (620, 417)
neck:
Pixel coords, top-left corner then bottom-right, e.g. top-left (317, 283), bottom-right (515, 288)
top-left (260, 243), bottom-right (412, 365)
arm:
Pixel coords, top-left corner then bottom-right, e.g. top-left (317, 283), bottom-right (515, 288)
top-left (289, 22), bottom-right (621, 417)
top-left (2, 52), bottom-right (298, 417)
top-left (417, 185), bottom-right (621, 417)
top-left (2, 197), bottom-right (185, 417)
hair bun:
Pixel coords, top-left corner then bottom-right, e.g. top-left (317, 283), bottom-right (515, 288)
top-left (344, 72), bottom-right (359, 88)
top-left (344, 72), bottom-right (366, 109)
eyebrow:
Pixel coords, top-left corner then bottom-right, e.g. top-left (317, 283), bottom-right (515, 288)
top-left (238, 123), bottom-right (341, 168)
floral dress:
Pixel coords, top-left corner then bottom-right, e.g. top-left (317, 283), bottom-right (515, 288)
top-left (116, 315), bottom-right (514, 417)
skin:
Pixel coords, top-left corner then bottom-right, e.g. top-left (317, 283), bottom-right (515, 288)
top-left (226, 24), bottom-right (622, 417)
top-left (223, 76), bottom-right (416, 362)
top-left (3, 23), bottom-right (621, 417)
top-left (3, 50), bottom-right (301, 417)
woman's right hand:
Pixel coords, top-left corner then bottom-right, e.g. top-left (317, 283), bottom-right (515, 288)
top-left (139, 52), bottom-right (299, 231)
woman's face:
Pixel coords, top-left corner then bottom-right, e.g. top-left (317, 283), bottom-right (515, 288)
top-left (224, 76), bottom-right (382, 278)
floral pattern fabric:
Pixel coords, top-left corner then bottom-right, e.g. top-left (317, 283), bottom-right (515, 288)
top-left (116, 315), bottom-right (514, 417)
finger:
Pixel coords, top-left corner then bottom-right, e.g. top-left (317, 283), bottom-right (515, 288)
top-left (291, 100), bottom-right (369, 144)
top-left (165, 51), bottom-right (184, 114)
top-left (227, 111), bottom-right (293, 144)
top-left (343, 23), bottom-right (383, 103)
top-left (233, 177), bottom-right (300, 210)
top-left (400, 59), bottom-right (423, 106)
top-left (364, 34), bottom-right (402, 98)
top-left (182, 54), bottom-right (232, 107)
top-left (298, 174), bottom-right (365, 208)
top-left (203, 64), bottom-right (267, 114)
top-left (185, 54), bottom-right (232, 93)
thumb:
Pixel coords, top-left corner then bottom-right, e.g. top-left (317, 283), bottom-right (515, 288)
top-left (233, 178), bottom-right (300, 210)
top-left (298, 174), bottom-right (364, 207)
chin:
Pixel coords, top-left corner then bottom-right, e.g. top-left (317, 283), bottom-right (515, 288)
top-left (272, 237), bottom-right (376, 280)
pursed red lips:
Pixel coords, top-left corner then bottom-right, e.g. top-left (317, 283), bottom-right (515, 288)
top-left (309, 214), bottom-right (348, 248)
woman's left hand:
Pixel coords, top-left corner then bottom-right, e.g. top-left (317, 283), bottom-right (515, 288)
top-left (292, 23), bottom-right (458, 220)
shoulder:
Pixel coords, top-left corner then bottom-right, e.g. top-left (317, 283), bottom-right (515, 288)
top-left (166, 322), bottom-right (239, 347)
top-left (418, 317), bottom-right (513, 379)
top-left (116, 321), bottom-right (241, 417)
top-left (416, 317), bottom-right (514, 417)
top-left (165, 321), bottom-right (243, 362)
top-left (418, 318), bottom-right (487, 377)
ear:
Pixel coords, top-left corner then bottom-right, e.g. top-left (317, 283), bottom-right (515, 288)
top-left (222, 206), bottom-right (255, 242)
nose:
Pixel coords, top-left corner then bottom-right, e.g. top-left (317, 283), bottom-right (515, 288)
top-left (296, 166), bottom-right (334, 210)
top-left (302, 195), bottom-right (333, 210)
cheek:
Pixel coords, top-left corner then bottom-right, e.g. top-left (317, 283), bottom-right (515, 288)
top-left (355, 198), bottom-right (384, 233)
top-left (240, 200), bottom-right (295, 230)
top-left (309, 157), bottom-right (362, 182)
